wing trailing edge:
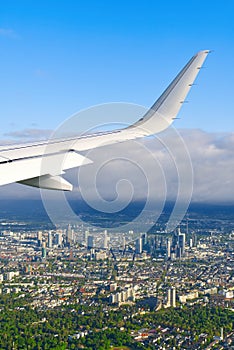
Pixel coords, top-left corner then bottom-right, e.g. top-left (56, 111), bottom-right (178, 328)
top-left (18, 175), bottom-right (73, 191)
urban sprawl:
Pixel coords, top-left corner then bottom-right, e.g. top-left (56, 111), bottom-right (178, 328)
top-left (0, 216), bottom-right (233, 349)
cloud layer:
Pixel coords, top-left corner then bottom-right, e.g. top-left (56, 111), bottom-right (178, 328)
top-left (0, 128), bottom-right (233, 205)
top-left (4, 128), bottom-right (52, 140)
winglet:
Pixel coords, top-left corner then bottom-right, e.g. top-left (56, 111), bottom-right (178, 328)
top-left (130, 50), bottom-right (210, 135)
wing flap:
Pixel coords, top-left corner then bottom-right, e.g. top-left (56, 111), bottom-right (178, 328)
top-left (18, 175), bottom-right (73, 191)
top-left (0, 151), bottom-right (92, 187)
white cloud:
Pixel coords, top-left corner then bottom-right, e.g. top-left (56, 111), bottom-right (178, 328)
top-left (0, 128), bottom-right (233, 204)
top-left (4, 128), bottom-right (52, 140)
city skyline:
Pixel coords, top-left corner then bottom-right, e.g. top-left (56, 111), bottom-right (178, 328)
top-left (0, 203), bottom-right (232, 348)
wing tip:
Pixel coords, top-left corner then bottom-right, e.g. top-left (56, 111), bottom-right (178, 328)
top-left (196, 49), bottom-right (211, 56)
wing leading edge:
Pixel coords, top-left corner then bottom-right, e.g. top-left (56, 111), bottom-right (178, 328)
top-left (0, 50), bottom-right (209, 190)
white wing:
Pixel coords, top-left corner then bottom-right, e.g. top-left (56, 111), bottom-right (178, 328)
top-left (0, 50), bottom-right (209, 191)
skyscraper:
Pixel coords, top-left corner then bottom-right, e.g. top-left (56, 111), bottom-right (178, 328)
top-left (41, 241), bottom-right (46, 259)
top-left (66, 224), bottom-right (73, 245)
top-left (103, 230), bottom-right (108, 249)
top-left (178, 230), bottom-right (186, 256)
top-left (84, 230), bottom-right (89, 246)
top-left (48, 231), bottom-right (53, 248)
top-left (37, 231), bottom-right (42, 247)
top-left (122, 236), bottom-right (126, 250)
top-left (166, 238), bottom-right (171, 259)
top-left (193, 233), bottom-right (198, 247)
top-left (135, 237), bottom-right (142, 254)
top-left (189, 238), bottom-right (193, 248)
top-left (55, 231), bottom-right (63, 246)
top-left (141, 233), bottom-right (148, 246)
top-left (87, 235), bottom-right (94, 249)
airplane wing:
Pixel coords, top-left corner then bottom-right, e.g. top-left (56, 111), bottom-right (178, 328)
top-left (0, 50), bottom-right (209, 191)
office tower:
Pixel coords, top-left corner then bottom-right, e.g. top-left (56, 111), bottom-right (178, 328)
top-left (42, 241), bottom-right (46, 259)
top-left (123, 236), bottom-right (126, 250)
top-left (48, 231), bottom-right (53, 248)
top-left (189, 238), bottom-right (193, 248)
top-left (193, 233), bottom-right (198, 247)
top-left (66, 224), bottom-right (73, 245)
top-left (141, 233), bottom-right (148, 246)
top-left (178, 230), bottom-right (186, 256)
top-left (84, 230), bottom-right (89, 246)
top-left (172, 230), bottom-right (178, 248)
top-left (87, 235), bottom-right (94, 249)
top-left (55, 231), bottom-right (63, 246)
top-left (37, 231), bottom-right (42, 247)
top-left (37, 231), bottom-right (42, 241)
top-left (159, 236), bottom-right (163, 249)
top-left (177, 246), bottom-right (182, 259)
top-left (166, 238), bottom-right (171, 259)
top-left (135, 237), bottom-right (142, 254)
top-left (103, 230), bottom-right (108, 249)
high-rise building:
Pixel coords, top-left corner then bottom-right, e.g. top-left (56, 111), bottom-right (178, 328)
top-left (103, 230), bottom-right (108, 249)
top-left (178, 230), bottom-right (186, 255)
top-left (37, 231), bottom-right (43, 247)
top-left (166, 238), bottom-right (171, 259)
top-left (176, 246), bottom-right (182, 259)
top-left (48, 231), bottom-right (53, 248)
top-left (189, 238), bottom-right (193, 248)
top-left (142, 233), bottom-right (148, 246)
top-left (122, 236), bottom-right (126, 250)
top-left (55, 231), bottom-right (63, 246)
top-left (37, 231), bottom-right (42, 241)
top-left (87, 235), bottom-right (94, 249)
top-left (66, 224), bottom-right (73, 245)
top-left (42, 241), bottom-right (46, 259)
top-left (84, 230), bottom-right (89, 246)
top-left (193, 233), bottom-right (198, 247)
top-left (172, 230), bottom-right (178, 248)
top-left (135, 237), bottom-right (142, 254)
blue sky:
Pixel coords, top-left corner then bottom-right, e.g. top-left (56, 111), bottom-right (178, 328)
top-left (0, 0), bottom-right (234, 138)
